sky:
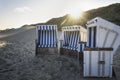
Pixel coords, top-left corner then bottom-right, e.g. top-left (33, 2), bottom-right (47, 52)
top-left (0, 0), bottom-right (120, 30)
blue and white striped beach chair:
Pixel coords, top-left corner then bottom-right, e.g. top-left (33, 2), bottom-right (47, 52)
top-left (35, 25), bottom-right (58, 54)
top-left (60, 25), bottom-right (87, 53)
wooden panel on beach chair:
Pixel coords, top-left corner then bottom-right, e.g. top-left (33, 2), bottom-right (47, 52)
top-left (83, 48), bottom-right (113, 77)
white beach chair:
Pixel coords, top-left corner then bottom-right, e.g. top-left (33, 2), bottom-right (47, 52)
top-left (84, 17), bottom-right (120, 77)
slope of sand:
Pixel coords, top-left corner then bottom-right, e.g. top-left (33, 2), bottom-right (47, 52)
top-left (0, 26), bottom-right (118, 80)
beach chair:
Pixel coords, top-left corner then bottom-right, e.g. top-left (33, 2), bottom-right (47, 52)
top-left (35, 25), bottom-right (58, 55)
top-left (60, 25), bottom-right (87, 57)
top-left (84, 17), bottom-right (120, 77)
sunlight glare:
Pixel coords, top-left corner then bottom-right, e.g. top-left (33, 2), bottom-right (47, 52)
top-left (0, 41), bottom-right (7, 47)
top-left (70, 10), bottom-right (83, 19)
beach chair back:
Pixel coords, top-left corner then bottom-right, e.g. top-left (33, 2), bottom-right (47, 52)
top-left (86, 17), bottom-right (120, 55)
top-left (36, 25), bottom-right (57, 48)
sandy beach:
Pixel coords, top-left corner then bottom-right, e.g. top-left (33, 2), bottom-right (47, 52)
top-left (0, 27), bottom-right (119, 80)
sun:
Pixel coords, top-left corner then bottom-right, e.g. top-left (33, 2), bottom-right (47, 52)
top-left (65, 0), bottom-right (90, 19)
top-left (70, 10), bottom-right (83, 19)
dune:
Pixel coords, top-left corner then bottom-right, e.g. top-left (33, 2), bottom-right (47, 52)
top-left (0, 26), bottom-right (119, 80)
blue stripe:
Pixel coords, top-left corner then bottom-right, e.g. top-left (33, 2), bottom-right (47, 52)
top-left (42, 27), bottom-right (44, 47)
top-left (48, 30), bottom-right (50, 47)
top-left (84, 43), bottom-right (86, 48)
top-left (44, 30), bottom-right (46, 47)
top-left (46, 26), bottom-right (49, 47)
top-left (66, 31), bottom-right (68, 45)
top-left (93, 27), bottom-right (96, 47)
top-left (70, 31), bottom-right (74, 49)
top-left (68, 31), bottom-right (70, 43)
top-left (47, 27), bottom-right (49, 47)
top-left (89, 28), bottom-right (91, 47)
top-left (64, 31), bottom-right (67, 48)
top-left (64, 31), bottom-right (66, 45)
top-left (43, 26), bottom-right (45, 47)
top-left (66, 31), bottom-right (69, 48)
top-left (80, 44), bottom-right (82, 52)
top-left (41, 30), bottom-right (43, 47)
top-left (40, 30), bottom-right (42, 47)
top-left (38, 30), bottom-right (40, 45)
top-left (72, 31), bottom-right (76, 50)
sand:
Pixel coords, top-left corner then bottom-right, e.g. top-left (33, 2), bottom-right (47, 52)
top-left (0, 26), bottom-right (119, 80)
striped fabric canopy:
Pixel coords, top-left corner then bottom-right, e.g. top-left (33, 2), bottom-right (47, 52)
top-left (62, 31), bottom-right (80, 50)
top-left (37, 25), bottom-right (57, 30)
top-left (36, 25), bottom-right (57, 47)
top-left (61, 25), bottom-right (87, 52)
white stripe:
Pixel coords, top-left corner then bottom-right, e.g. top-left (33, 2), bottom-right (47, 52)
top-left (110, 33), bottom-right (118, 47)
top-left (91, 27), bottom-right (94, 47)
top-left (51, 30), bottom-right (53, 47)
top-left (50, 26), bottom-right (52, 30)
top-left (71, 31), bottom-right (74, 49)
top-left (54, 25), bottom-right (55, 30)
top-left (54, 30), bottom-right (56, 47)
top-left (89, 51), bottom-right (92, 76)
top-left (69, 31), bottom-right (72, 48)
top-left (36, 26), bottom-right (38, 44)
top-left (72, 31), bottom-right (76, 49)
top-left (74, 31), bottom-right (78, 49)
top-left (41, 25), bottom-right (43, 30)
top-left (102, 30), bottom-right (110, 47)
top-left (49, 30), bottom-right (51, 47)
top-left (53, 29), bottom-right (55, 47)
